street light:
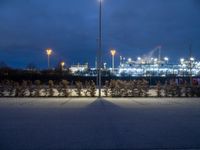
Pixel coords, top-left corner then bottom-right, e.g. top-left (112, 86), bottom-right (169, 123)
top-left (137, 57), bottom-right (141, 61)
top-left (180, 58), bottom-right (185, 63)
top-left (164, 57), bottom-right (169, 64)
top-left (110, 49), bottom-right (116, 72)
top-left (154, 58), bottom-right (158, 63)
top-left (190, 57), bottom-right (195, 61)
top-left (61, 61), bottom-right (65, 71)
top-left (97, 0), bottom-right (103, 97)
top-left (46, 49), bottom-right (52, 69)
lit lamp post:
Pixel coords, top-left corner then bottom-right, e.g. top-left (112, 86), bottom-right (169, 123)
top-left (180, 58), bottom-right (185, 64)
top-left (61, 61), bottom-right (65, 71)
top-left (97, 0), bottom-right (103, 97)
top-left (164, 57), bottom-right (169, 64)
top-left (110, 49), bottom-right (116, 72)
top-left (137, 57), bottom-right (141, 64)
top-left (46, 49), bottom-right (52, 69)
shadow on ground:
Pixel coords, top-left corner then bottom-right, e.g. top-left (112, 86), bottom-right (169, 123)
top-left (0, 98), bottom-right (200, 150)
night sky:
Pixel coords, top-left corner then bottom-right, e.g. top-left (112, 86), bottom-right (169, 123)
top-left (0, 0), bottom-right (200, 69)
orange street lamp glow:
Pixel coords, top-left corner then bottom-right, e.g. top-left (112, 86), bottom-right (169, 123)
top-left (61, 61), bottom-right (65, 67)
top-left (46, 49), bottom-right (52, 69)
top-left (61, 61), bottom-right (65, 71)
top-left (110, 49), bottom-right (116, 56)
top-left (110, 49), bottom-right (116, 72)
top-left (46, 49), bottom-right (52, 56)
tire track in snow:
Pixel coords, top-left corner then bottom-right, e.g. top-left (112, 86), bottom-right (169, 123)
top-left (60, 99), bottom-right (72, 106)
top-left (131, 99), bottom-right (147, 106)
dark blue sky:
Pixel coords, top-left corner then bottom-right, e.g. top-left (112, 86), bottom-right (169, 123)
top-left (0, 0), bottom-right (200, 68)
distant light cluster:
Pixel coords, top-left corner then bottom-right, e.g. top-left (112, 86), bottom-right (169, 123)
top-left (116, 56), bottom-right (200, 77)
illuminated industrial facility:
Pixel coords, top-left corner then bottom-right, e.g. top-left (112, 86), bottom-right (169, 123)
top-left (69, 46), bottom-right (200, 77)
top-left (69, 57), bottom-right (200, 77)
top-left (115, 46), bottom-right (199, 77)
top-left (116, 56), bottom-right (199, 77)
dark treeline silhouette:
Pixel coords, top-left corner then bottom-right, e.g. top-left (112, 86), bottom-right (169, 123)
top-left (0, 67), bottom-right (197, 85)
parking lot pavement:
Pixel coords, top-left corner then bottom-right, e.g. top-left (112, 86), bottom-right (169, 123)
top-left (0, 98), bottom-right (200, 150)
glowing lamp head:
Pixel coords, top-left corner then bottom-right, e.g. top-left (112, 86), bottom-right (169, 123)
top-left (190, 57), bottom-right (195, 61)
top-left (61, 61), bottom-right (65, 67)
top-left (164, 57), bottom-right (169, 61)
top-left (110, 49), bottom-right (116, 56)
top-left (46, 49), bottom-right (52, 56)
top-left (180, 58), bottom-right (185, 62)
top-left (137, 57), bottom-right (141, 61)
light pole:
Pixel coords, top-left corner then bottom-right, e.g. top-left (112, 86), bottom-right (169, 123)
top-left (97, 0), bottom-right (103, 97)
top-left (46, 49), bottom-right (52, 69)
top-left (164, 57), bottom-right (169, 64)
top-left (61, 61), bottom-right (65, 71)
top-left (110, 49), bottom-right (116, 73)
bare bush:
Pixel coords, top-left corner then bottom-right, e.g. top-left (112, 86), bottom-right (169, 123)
top-left (103, 81), bottom-right (110, 97)
top-left (109, 80), bottom-right (116, 97)
top-left (27, 80), bottom-right (34, 97)
top-left (89, 80), bottom-right (96, 97)
top-left (156, 81), bottom-right (161, 97)
top-left (48, 80), bottom-right (54, 97)
top-left (84, 81), bottom-right (90, 97)
top-left (59, 80), bottom-right (70, 97)
top-left (129, 80), bottom-right (137, 97)
top-left (21, 80), bottom-right (27, 97)
top-left (75, 81), bottom-right (83, 97)
top-left (1, 79), bottom-right (200, 98)
top-left (34, 80), bottom-right (41, 97)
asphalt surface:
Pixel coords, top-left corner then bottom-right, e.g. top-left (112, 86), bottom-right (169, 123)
top-left (0, 98), bottom-right (200, 150)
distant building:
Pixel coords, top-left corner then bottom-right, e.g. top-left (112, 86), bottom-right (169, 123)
top-left (117, 56), bottom-right (200, 77)
top-left (69, 63), bottom-right (88, 73)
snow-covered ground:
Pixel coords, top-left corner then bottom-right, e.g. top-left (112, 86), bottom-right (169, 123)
top-left (0, 98), bottom-right (200, 150)
top-left (1, 88), bottom-right (162, 97)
